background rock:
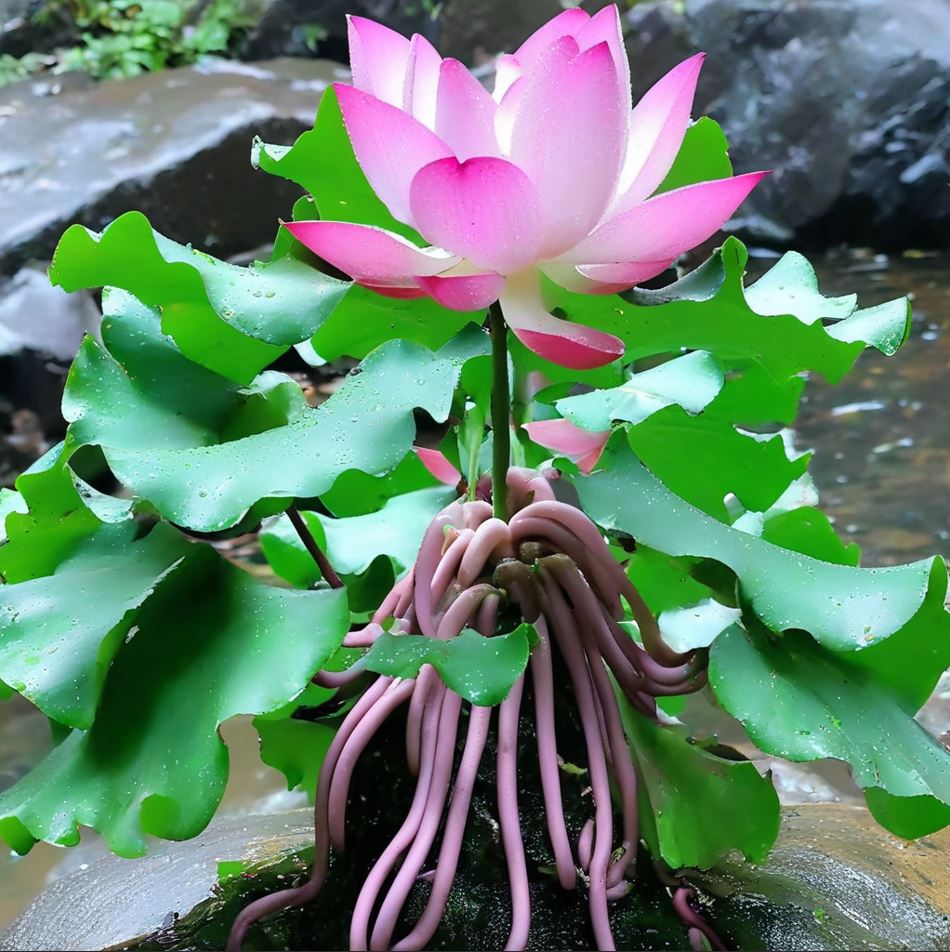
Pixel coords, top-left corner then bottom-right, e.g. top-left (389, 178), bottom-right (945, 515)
top-left (239, 0), bottom-right (439, 62)
top-left (624, 0), bottom-right (950, 249)
top-left (0, 57), bottom-right (344, 277)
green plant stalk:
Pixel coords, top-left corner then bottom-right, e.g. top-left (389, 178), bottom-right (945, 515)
top-left (489, 301), bottom-right (510, 520)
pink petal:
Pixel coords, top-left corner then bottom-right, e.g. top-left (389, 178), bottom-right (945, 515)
top-left (403, 33), bottom-right (442, 128)
top-left (282, 220), bottom-right (458, 282)
top-left (576, 5), bottom-right (630, 112)
top-left (492, 53), bottom-right (522, 102)
top-left (501, 272), bottom-right (624, 370)
top-left (414, 447), bottom-right (461, 486)
top-left (522, 419), bottom-right (609, 474)
top-left (365, 285), bottom-right (428, 299)
top-left (416, 271), bottom-right (505, 311)
top-left (577, 259), bottom-right (674, 286)
top-left (564, 171), bottom-right (769, 264)
top-left (612, 53), bottom-right (706, 214)
top-left (410, 156), bottom-right (543, 273)
top-left (347, 16), bottom-right (411, 107)
top-left (335, 83), bottom-right (453, 227)
top-left (509, 38), bottom-right (628, 256)
top-left (513, 8), bottom-right (590, 68)
top-left (435, 58), bottom-right (500, 161)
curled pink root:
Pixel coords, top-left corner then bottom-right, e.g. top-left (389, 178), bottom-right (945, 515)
top-left (228, 475), bottom-right (715, 952)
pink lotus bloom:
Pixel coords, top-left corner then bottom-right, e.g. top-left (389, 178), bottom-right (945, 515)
top-left (523, 419), bottom-right (609, 474)
top-left (285, 7), bottom-right (766, 369)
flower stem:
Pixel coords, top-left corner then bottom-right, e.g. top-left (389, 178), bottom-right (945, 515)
top-left (287, 506), bottom-right (343, 589)
top-left (489, 301), bottom-right (510, 520)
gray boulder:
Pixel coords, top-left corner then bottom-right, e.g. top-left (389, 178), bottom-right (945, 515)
top-left (624, 0), bottom-right (950, 249)
top-left (0, 57), bottom-right (344, 278)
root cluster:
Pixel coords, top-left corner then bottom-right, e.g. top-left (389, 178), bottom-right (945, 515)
top-left (228, 469), bottom-right (724, 952)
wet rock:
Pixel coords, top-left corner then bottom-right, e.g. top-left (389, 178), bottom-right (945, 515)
top-left (692, 803), bottom-right (950, 951)
top-left (0, 261), bottom-right (98, 440)
top-left (623, 0), bottom-right (950, 250)
top-left (0, 57), bottom-right (344, 277)
top-left (3, 701), bottom-right (949, 952)
top-left (5, 801), bottom-right (948, 952)
top-left (239, 0), bottom-right (438, 62)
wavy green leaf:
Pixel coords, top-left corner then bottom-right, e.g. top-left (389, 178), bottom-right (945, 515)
top-left (709, 624), bottom-right (950, 839)
top-left (262, 486), bottom-right (455, 589)
top-left (0, 521), bottom-right (190, 729)
top-left (309, 284), bottom-right (480, 362)
top-left (548, 239), bottom-right (909, 385)
top-left (65, 294), bottom-right (487, 530)
top-left (50, 211), bottom-right (349, 382)
top-left (555, 351), bottom-right (724, 431)
top-left (616, 686), bottom-right (780, 868)
top-left (576, 440), bottom-right (950, 693)
top-left (0, 550), bottom-right (348, 857)
top-left (255, 716), bottom-right (335, 801)
top-left (360, 624), bottom-right (538, 706)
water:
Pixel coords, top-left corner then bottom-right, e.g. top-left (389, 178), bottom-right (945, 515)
top-left (0, 250), bottom-right (947, 930)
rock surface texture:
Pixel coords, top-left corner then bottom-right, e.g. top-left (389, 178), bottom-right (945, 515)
top-left (624, 0), bottom-right (950, 249)
top-left (0, 57), bottom-right (344, 277)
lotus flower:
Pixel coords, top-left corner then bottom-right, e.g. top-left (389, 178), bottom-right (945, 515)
top-left (285, 6), bottom-right (766, 369)
top-left (522, 419), bottom-right (609, 473)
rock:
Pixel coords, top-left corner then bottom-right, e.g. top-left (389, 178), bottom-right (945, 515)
top-left (437, 0), bottom-right (610, 64)
top-left (4, 801), bottom-right (948, 951)
top-left (0, 261), bottom-right (98, 442)
top-left (692, 803), bottom-right (950, 951)
top-left (3, 697), bottom-right (949, 952)
top-left (239, 0), bottom-right (438, 62)
top-left (0, 0), bottom-right (76, 58)
top-left (0, 57), bottom-right (345, 278)
top-left (623, 0), bottom-right (950, 249)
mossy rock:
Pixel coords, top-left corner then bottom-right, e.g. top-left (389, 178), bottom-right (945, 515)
top-left (2, 709), bottom-right (948, 951)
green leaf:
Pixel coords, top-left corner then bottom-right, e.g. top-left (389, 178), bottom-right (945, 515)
top-left (0, 489), bottom-right (26, 544)
top-left (547, 239), bottom-right (910, 386)
top-left (0, 521), bottom-right (190, 729)
top-left (656, 117), bottom-right (733, 194)
top-left (760, 507), bottom-right (861, 567)
top-left (0, 444), bottom-right (118, 583)
top-left (320, 452), bottom-right (443, 518)
top-left (616, 685), bottom-right (780, 868)
top-left (0, 551), bottom-right (349, 857)
top-left (576, 440), bottom-right (950, 679)
top-left (64, 289), bottom-right (302, 453)
top-left (360, 624), bottom-right (538, 706)
top-left (627, 407), bottom-right (809, 520)
top-left (263, 487), bottom-right (455, 589)
top-left (253, 86), bottom-right (421, 243)
top-left (863, 788), bottom-right (950, 840)
top-left (254, 715), bottom-right (335, 800)
top-left (70, 317), bottom-right (488, 531)
top-left (50, 211), bottom-right (349, 382)
top-left (625, 547), bottom-right (740, 653)
top-left (309, 284), bottom-right (479, 362)
top-left (709, 625), bottom-right (950, 839)
top-left (554, 351), bottom-right (724, 431)
top-left (744, 252), bottom-right (856, 323)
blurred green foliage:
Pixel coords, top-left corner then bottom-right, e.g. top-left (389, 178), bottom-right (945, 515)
top-left (0, 0), bottom-right (256, 86)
